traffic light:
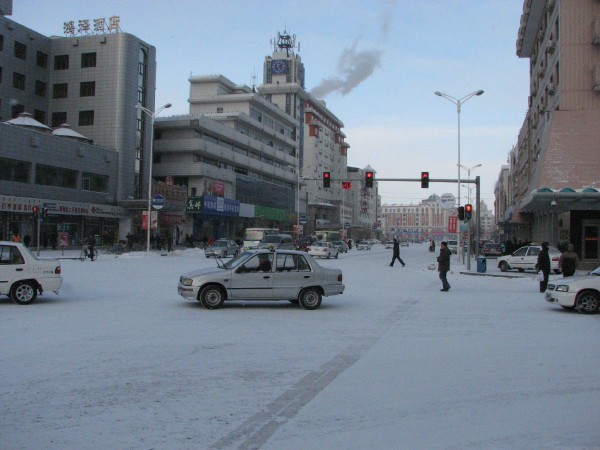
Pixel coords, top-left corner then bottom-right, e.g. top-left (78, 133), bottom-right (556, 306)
top-left (365, 171), bottom-right (374, 188)
top-left (458, 206), bottom-right (465, 221)
top-left (464, 203), bottom-right (473, 220)
top-left (341, 181), bottom-right (352, 190)
top-left (41, 207), bottom-right (48, 220)
top-left (323, 171), bottom-right (331, 188)
top-left (32, 206), bottom-right (39, 220)
top-left (420, 172), bottom-right (429, 188)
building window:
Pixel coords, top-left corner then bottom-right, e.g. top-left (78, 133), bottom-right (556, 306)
top-left (79, 110), bottom-right (94, 126)
top-left (0, 67), bottom-right (3, 83)
top-left (0, 156), bottom-right (30, 183)
top-left (13, 41), bottom-right (27, 60)
top-left (36, 51), bottom-right (48, 68)
top-left (35, 80), bottom-right (47, 97)
top-left (80, 81), bottom-right (95, 97)
top-left (0, 34), bottom-right (3, 51)
top-left (51, 112), bottom-right (67, 127)
top-left (54, 54), bottom-right (69, 70)
top-left (33, 109), bottom-right (46, 124)
top-left (11, 104), bottom-right (24, 118)
top-left (35, 163), bottom-right (77, 189)
top-left (13, 72), bottom-right (25, 90)
top-left (82, 172), bottom-right (108, 192)
top-left (81, 52), bottom-right (96, 68)
top-left (53, 83), bottom-right (68, 98)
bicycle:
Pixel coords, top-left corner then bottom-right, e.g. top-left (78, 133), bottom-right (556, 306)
top-left (79, 247), bottom-right (98, 261)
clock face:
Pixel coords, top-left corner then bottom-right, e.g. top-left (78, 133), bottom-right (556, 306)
top-left (271, 59), bottom-right (287, 74)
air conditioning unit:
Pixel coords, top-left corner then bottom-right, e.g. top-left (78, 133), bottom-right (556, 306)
top-left (548, 84), bottom-right (556, 95)
top-left (546, 40), bottom-right (556, 53)
top-left (594, 83), bottom-right (600, 92)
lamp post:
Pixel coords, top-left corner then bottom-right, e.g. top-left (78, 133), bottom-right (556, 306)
top-left (136, 102), bottom-right (172, 252)
top-left (459, 163), bottom-right (482, 204)
top-left (459, 164), bottom-right (481, 270)
top-left (434, 90), bottom-right (484, 264)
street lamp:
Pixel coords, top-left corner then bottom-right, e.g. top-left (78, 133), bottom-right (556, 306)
top-left (434, 89), bottom-right (484, 263)
top-left (458, 163), bottom-right (482, 203)
top-left (136, 102), bottom-right (172, 252)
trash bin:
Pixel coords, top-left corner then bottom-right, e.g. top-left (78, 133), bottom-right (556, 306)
top-left (477, 256), bottom-right (487, 273)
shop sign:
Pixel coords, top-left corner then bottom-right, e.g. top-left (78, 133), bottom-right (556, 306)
top-left (203, 195), bottom-right (239, 217)
top-left (186, 196), bottom-right (203, 213)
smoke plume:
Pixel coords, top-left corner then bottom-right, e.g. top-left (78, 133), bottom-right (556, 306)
top-left (310, 42), bottom-right (382, 98)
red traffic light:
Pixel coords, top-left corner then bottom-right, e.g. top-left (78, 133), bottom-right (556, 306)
top-left (464, 203), bottom-right (473, 220)
top-left (365, 171), bottom-right (374, 187)
top-left (421, 172), bottom-right (429, 188)
top-left (323, 171), bottom-right (331, 188)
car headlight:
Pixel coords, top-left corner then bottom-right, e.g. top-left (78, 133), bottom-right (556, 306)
top-left (180, 278), bottom-right (194, 286)
top-left (555, 285), bottom-right (569, 292)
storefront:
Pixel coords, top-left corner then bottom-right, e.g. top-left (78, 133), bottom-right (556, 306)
top-left (1, 195), bottom-right (127, 248)
top-left (186, 195), bottom-right (240, 243)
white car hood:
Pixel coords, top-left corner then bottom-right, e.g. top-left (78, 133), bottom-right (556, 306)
top-left (182, 266), bottom-right (228, 279)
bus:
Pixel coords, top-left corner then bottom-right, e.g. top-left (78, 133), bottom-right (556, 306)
top-left (243, 228), bottom-right (279, 250)
top-left (315, 230), bottom-right (341, 243)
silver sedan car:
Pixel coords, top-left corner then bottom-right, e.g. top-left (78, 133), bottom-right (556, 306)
top-left (204, 239), bottom-right (240, 258)
top-left (178, 249), bottom-right (345, 310)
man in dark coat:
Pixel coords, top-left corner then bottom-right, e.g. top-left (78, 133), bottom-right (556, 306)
top-left (437, 241), bottom-right (452, 291)
top-left (536, 241), bottom-right (551, 292)
top-left (559, 243), bottom-right (579, 277)
top-left (389, 238), bottom-right (406, 267)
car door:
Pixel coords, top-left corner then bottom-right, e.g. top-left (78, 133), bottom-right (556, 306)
top-left (0, 245), bottom-right (26, 295)
top-left (228, 253), bottom-right (273, 299)
top-left (509, 247), bottom-right (529, 269)
top-left (272, 253), bottom-right (313, 298)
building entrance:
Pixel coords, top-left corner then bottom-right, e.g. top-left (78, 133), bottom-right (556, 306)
top-left (582, 222), bottom-right (600, 260)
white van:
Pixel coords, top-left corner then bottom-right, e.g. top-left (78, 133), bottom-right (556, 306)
top-left (243, 228), bottom-right (279, 250)
top-left (257, 234), bottom-right (294, 250)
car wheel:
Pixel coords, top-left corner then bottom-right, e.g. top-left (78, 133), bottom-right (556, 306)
top-left (11, 281), bottom-right (38, 305)
top-left (575, 291), bottom-right (599, 314)
top-left (199, 285), bottom-right (225, 310)
top-left (223, 251), bottom-right (227, 258)
top-left (335, 252), bottom-right (339, 259)
top-left (234, 250), bottom-right (239, 257)
top-left (499, 261), bottom-right (509, 272)
top-left (298, 287), bottom-right (322, 310)
top-left (517, 268), bottom-right (524, 272)
top-left (554, 269), bottom-right (561, 275)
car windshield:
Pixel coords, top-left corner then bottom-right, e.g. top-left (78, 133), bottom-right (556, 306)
top-left (261, 236), bottom-right (281, 243)
top-left (222, 251), bottom-right (253, 269)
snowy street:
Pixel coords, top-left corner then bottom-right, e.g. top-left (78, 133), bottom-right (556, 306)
top-left (1, 244), bottom-right (599, 449)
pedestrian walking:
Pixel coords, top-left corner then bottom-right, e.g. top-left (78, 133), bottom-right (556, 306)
top-left (167, 231), bottom-right (173, 252)
top-left (11, 232), bottom-right (21, 243)
top-left (535, 241), bottom-right (551, 292)
top-left (559, 243), bottom-right (579, 277)
top-left (23, 233), bottom-right (31, 247)
top-left (389, 238), bottom-right (406, 267)
top-left (437, 241), bottom-right (451, 292)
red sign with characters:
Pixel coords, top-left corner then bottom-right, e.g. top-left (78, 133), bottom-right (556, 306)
top-left (448, 216), bottom-right (458, 233)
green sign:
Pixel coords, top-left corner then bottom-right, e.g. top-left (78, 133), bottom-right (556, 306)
top-left (186, 196), bottom-right (203, 212)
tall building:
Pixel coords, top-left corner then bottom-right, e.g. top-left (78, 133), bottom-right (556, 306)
top-left (258, 30), bottom-right (351, 236)
top-left (0, 4), bottom-right (162, 244)
top-left (502, 0), bottom-right (600, 264)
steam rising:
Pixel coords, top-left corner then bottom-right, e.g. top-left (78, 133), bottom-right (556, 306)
top-left (310, 42), bottom-right (382, 98)
top-left (310, 0), bottom-right (396, 98)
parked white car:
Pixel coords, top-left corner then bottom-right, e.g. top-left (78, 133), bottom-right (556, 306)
top-left (356, 240), bottom-right (371, 251)
top-left (0, 241), bottom-right (62, 304)
top-left (308, 241), bottom-right (339, 259)
top-left (385, 241), bottom-right (394, 249)
top-left (204, 239), bottom-right (240, 258)
top-left (545, 266), bottom-right (600, 314)
top-left (497, 245), bottom-right (561, 273)
top-left (178, 249), bottom-right (345, 310)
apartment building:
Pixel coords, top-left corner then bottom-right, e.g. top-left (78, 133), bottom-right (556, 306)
top-left (501, 0), bottom-right (600, 264)
top-left (381, 193), bottom-right (457, 242)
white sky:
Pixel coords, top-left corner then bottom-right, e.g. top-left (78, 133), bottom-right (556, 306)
top-left (15, 0), bottom-right (530, 206)
top-left (2, 245), bottom-right (598, 447)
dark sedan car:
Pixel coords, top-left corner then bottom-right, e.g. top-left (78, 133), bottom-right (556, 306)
top-left (480, 242), bottom-right (502, 257)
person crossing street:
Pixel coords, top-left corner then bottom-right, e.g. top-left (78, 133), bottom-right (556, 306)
top-left (389, 238), bottom-right (406, 267)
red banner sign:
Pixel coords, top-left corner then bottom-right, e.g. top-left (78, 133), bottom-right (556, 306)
top-left (448, 216), bottom-right (458, 233)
